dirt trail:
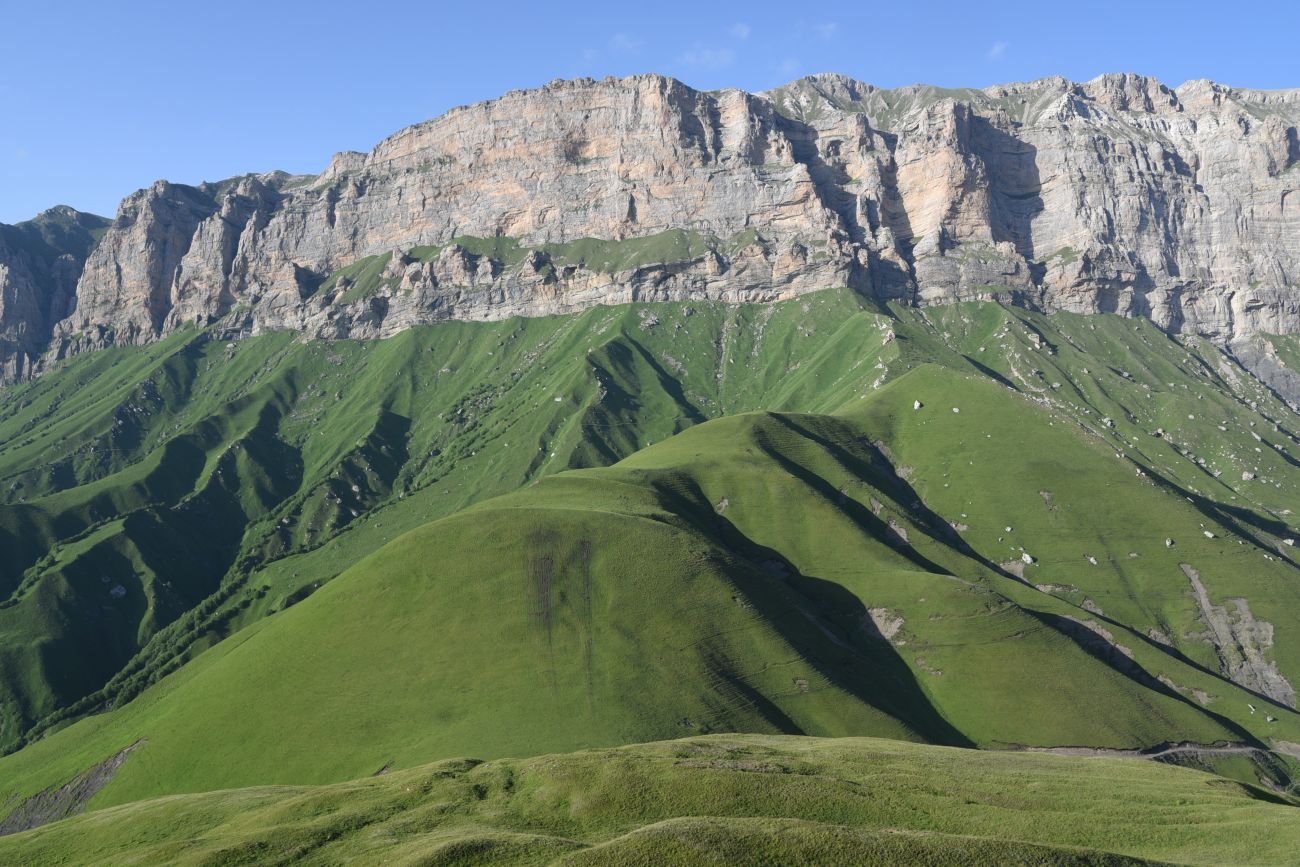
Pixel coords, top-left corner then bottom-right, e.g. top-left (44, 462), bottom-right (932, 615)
top-left (1020, 742), bottom-right (1265, 760)
top-left (1016, 741), bottom-right (1297, 793)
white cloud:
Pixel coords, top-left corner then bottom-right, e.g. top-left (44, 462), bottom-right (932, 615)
top-left (730, 22), bottom-right (751, 40)
top-left (677, 44), bottom-right (736, 69)
top-left (987, 40), bottom-right (1009, 60)
top-left (813, 21), bottom-right (838, 39)
top-left (13, 147), bottom-right (29, 161)
top-left (579, 32), bottom-right (643, 66)
top-left (609, 32), bottom-right (644, 55)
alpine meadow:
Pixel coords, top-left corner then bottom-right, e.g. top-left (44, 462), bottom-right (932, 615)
top-left (1, 22), bottom-right (1300, 865)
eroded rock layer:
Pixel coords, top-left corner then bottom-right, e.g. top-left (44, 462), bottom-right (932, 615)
top-left (3, 72), bottom-right (1299, 382)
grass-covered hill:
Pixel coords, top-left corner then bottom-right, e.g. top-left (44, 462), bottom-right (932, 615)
top-left (2, 360), bottom-right (1300, 822)
top-left (1, 733), bottom-right (1296, 866)
top-left (4, 287), bottom-right (1300, 849)
top-left (5, 288), bottom-right (1300, 758)
top-left (0, 288), bottom-right (905, 750)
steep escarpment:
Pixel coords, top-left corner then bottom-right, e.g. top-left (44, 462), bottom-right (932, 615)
top-left (47, 76), bottom-right (861, 367)
top-left (770, 73), bottom-right (1300, 338)
top-left (5, 72), bottom-right (1300, 383)
top-left (0, 207), bottom-right (108, 382)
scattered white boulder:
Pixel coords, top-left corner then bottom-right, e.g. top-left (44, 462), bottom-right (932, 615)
top-left (914, 400), bottom-right (923, 410)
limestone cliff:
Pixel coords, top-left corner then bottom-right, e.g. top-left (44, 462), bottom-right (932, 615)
top-left (6, 72), bottom-right (1300, 382)
top-left (0, 207), bottom-right (109, 381)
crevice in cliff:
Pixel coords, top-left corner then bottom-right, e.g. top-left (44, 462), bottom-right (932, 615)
top-left (871, 131), bottom-right (919, 300)
top-left (778, 116), bottom-right (864, 244)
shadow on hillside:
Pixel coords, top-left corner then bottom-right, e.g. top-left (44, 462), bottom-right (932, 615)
top-left (643, 458), bottom-right (973, 747)
top-left (1136, 460), bottom-right (1300, 570)
top-left (1032, 610), bottom-right (1278, 746)
top-left (768, 414), bottom-right (1029, 585)
top-left (572, 335), bottom-right (707, 467)
top-left (721, 517), bottom-right (973, 747)
top-left (961, 355), bottom-right (1020, 392)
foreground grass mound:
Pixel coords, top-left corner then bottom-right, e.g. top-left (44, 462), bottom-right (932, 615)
top-left (1, 733), bottom-right (1295, 866)
top-left (3, 364), bottom-right (1298, 823)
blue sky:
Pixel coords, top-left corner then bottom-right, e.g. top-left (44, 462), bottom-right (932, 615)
top-left (2, 0), bottom-right (1297, 223)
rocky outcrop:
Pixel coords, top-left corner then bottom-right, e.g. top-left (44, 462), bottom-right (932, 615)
top-left (1181, 563), bottom-right (1295, 708)
top-left (4, 72), bottom-right (1300, 382)
top-left (770, 73), bottom-right (1300, 338)
top-left (0, 740), bottom-right (141, 836)
top-left (0, 233), bottom-right (43, 383)
top-left (0, 207), bottom-right (108, 381)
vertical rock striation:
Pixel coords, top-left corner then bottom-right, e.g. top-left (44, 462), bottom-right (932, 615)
top-left (3, 72), bottom-right (1299, 383)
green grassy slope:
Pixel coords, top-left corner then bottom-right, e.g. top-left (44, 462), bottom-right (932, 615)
top-left (10, 287), bottom-right (1300, 760)
top-left (0, 289), bottom-right (898, 750)
top-left (2, 733), bottom-right (1296, 866)
top-left (2, 365), bottom-right (1298, 819)
top-left (5, 288), bottom-right (1300, 829)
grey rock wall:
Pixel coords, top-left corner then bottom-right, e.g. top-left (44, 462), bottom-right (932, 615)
top-left (4, 72), bottom-right (1298, 382)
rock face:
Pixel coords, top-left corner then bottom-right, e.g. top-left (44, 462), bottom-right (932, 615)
top-left (765, 73), bottom-right (1300, 339)
top-left (0, 207), bottom-right (109, 382)
top-left (6, 72), bottom-right (1300, 382)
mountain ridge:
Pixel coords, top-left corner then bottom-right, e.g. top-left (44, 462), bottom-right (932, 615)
top-left (1, 71), bottom-right (1298, 387)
